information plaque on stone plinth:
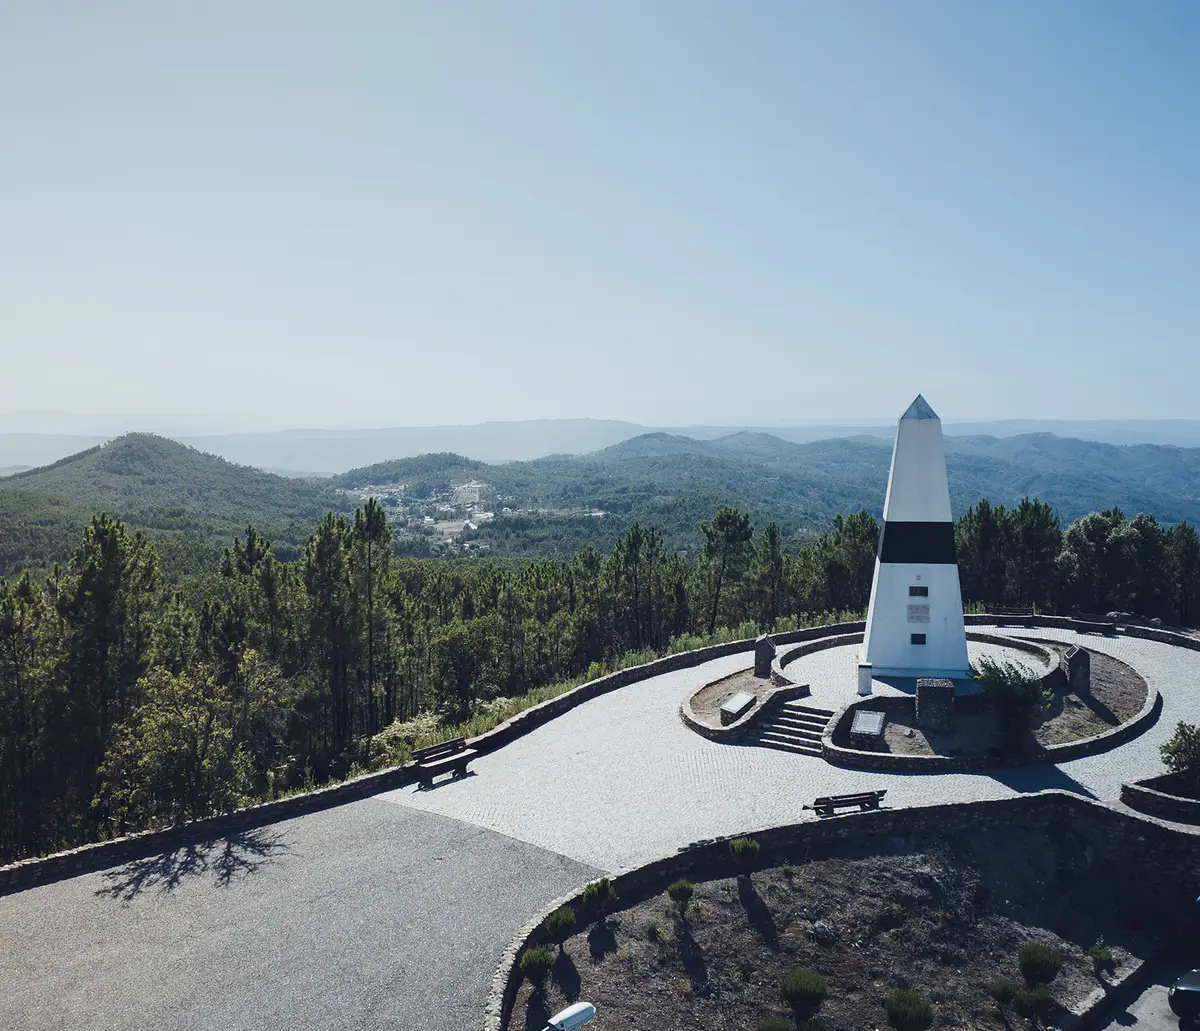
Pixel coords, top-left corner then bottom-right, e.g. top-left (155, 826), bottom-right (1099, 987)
top-left (916, 678), bottom-right (955, 732)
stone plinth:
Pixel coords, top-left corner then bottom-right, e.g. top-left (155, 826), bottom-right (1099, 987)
top-left (754, 634), bottom-right (776, 678)
top-left (916, 678), bottom-right (955, 732)
top-left (1065, 646), bottom-right (1091, 695)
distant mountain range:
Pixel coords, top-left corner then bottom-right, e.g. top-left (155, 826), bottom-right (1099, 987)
top-left (3, 428), bottom-right (1200, 575)
top-left (6, 417), bottom-right (1200, 474)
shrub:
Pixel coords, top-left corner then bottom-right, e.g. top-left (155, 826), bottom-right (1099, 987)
top-left (668, 879), bottom-right (695, 919)
top-left (646, 920), bottom-right (662, 942)
top-left (1018, 941), bottom-right (1063, 985)
top-left (883, 988), bottom-right (934, 1031)
top-left (1014, 985), bottom-right (1055, 1022)
top-left (519, 945), bottom-right (554, 990)
top-left (1161, 722), bottom-right (1200, 773)
top-left (756, 1019), bottom-right (793, 1031)
top-left (986, 976), bottom-right (1020, 1009)
top-left (782, 865), bottom-right (795, 880)
top-left (730, 836), bottom-right (761, 874)
top-left (581, 877), bottom-right (614, 920)
top-left (1087, 941), bottom-right (1116, 975)
top-left (544, 904), bottom-right (575, 947)
top-left (780, 968), bottom-right (828, 1016)
top-left (972, 656), bottom-right (1050, 747)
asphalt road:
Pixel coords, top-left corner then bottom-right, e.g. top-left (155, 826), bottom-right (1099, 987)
top-left (0, 798), bottom-right (598, 1031)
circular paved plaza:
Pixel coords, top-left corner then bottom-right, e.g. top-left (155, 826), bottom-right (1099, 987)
top-left (2, 623), bottom-right (1198, 1031)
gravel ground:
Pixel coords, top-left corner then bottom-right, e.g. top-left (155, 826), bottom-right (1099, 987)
top-left (0, 799), bottom-right (598, 1031)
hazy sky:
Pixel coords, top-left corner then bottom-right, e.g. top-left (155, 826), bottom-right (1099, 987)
top-left (2, 3), bottom-right (1197, 430)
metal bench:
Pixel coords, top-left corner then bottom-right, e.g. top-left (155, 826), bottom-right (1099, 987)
top-left (412, 737), bottom-right (478, 788)
top-left (805, 789), bottom-right (887, 817)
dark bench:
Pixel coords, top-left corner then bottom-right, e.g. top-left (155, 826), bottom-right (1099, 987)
top-left (805, 789), bottom-right (887, 817)
top-left (991, 605), bottom-right (1035, 618)
top-left (412, 737), bottom-right (478, 788)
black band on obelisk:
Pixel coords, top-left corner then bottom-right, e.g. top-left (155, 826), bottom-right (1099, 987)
top-left (877, 521), bottom-right (958, 564)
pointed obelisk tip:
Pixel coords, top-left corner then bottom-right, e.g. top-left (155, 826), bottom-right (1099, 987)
top-left (900, 394), bottom-right (939, 422)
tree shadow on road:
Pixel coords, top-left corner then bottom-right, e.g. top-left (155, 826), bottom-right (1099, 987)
top-left (95, 827), bottom-right (290, 902)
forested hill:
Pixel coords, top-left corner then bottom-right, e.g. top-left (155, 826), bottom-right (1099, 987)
top-left (5, 429), bottom-right (1200, 575)
top-left (0, 434), bottom-right (343, 575)
top-left (336, 430), bottom-right (1200, 555)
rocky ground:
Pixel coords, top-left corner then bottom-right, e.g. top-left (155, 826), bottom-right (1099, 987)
top-left (884, 647), bottom-right (1148, 758)
top-left (511, 825), bottom-right (1157, 1031)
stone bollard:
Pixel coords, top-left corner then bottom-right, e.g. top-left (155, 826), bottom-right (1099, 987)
top-left (1064, 646), bottom-right (1091, 695)
top-left (857, 662), bottom-right (873, 696)
top-left (754, 634), bottom-right (776, 679)
top-left (916, 678), bottom-right (955, 732)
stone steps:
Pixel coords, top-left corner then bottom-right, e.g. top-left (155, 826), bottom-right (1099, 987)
top-left (750, 701), bottom-right (835, 758)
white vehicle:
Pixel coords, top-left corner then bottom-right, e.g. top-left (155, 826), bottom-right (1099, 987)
top-left (545, 1001), bottom-right (596, 1031)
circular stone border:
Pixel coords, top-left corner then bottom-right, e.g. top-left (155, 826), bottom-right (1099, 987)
top-left (822, 638), bottom-right (1160, 772)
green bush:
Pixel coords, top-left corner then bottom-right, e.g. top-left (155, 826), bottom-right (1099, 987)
top-left (782, 865), bottom-right (795, 880)
top-left (1014, 985), bottom-right (1055, 1021)
top-left (1161, 722), bottom-right (1200, 773)
top-left (986, 976), bottom-right (1020, 1009)
top-left (972, 656), bottom-right (1050, 747)
top-left (581, 877), bottom-right (614, 920)
top-left (1087, 941), bottom-right (1116, 975)
top-left (519, 945), bottom-right (554, 989)
top-left (780, 968), bottom-right (828, 1016)
top-left (730, 836), bottom-right (761, 874)
top-left (544, 904), bottom-right (575, 946)
top-left (1018, 941), bottom-right (1063, 985)
top-left (883, 988), bottom-right (934, 1031)
top-left (756, 1019), bottom-right (793, 1031)
top-left (668, 879), bottom-right (695, 918)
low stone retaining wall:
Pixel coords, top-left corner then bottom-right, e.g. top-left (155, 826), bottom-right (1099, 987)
top-left (771, 628), bottom-right (865, 684)
top-left (483, 791), bottom-right (1200, 1031)
top-left (680, 682), bottom-right (809, 742)
top-left (823, 641), bottom-right (1161, 772)
top-left (1122, 769), bottom-right (1200, 823)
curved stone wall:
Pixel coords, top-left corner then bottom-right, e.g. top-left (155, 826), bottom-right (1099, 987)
top-left (1121, 770), bottom-right (1200, 822)
top-left (483, 791), bottom-right (1200, 1031)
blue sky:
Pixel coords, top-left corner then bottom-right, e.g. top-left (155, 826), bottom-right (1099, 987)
top-left (2, 2), bottom-right (1197, 429)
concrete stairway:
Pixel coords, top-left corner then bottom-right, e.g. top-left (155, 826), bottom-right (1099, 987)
top-left (749, 700), bottom-right (834, 757)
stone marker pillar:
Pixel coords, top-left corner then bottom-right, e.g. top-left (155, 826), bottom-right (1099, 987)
top-left (916, 678), bottom-right (955, 732)
top-left (754, 634), bottom-right (776, 679)
top-left (1064, 646), bottom-right (1091, 695)
top-left (857, 662), bottom-right (873, 696)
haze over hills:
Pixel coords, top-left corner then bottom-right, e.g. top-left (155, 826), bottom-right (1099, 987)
top-left (7, 417), bottom-right (1200, 474)
top-left (4, 428), bottom-right (1200, 576)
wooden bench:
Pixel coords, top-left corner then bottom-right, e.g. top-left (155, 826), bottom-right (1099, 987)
top-left (412, 737), bottom-right (478, 788)
top-left (805, 789), bottom-right (887, 817)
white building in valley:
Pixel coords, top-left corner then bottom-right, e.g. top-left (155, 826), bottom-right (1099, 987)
top-left (862, 395), bottom-right (970, 679)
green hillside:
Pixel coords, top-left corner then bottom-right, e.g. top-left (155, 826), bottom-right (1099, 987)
top-left (1, 434), bottom-right (345, 574)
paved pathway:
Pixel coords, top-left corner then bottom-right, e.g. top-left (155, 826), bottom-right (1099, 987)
top-left (381, 627), bottom-right (1196, 872)
top-left (3, 624), bottom-right (1198, 1031)
top-left (0, 799), bottom-right (597, 1031)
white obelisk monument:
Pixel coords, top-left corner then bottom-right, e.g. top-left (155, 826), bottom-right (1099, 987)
top-left (861, 395), bottom-right (969, 681)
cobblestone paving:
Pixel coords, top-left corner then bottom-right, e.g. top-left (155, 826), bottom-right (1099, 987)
top-left (382, 627), bottom-right (1198, 873)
